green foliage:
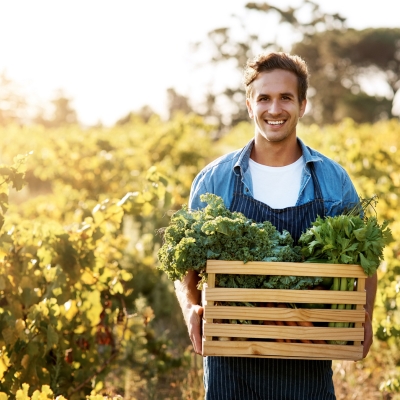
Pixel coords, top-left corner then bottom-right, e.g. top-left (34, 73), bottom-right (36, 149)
top-left (157, 193), bottom-right (323, 290)
top-left (0, 113), bottom-right (216, 208)
top-left (0, 114), bottom-right (215, 398)
top-left (0, 188), bottom-right (137, 397)
top-left (292, 28), bottom-right (400, 124)
top-left (191, 0), bottom-right (400, 127)
top-left (0, 382), bottom-right (124, 399)
top-left (0, 115), bottom-right (400, 397)
top-left (0, 154), bottom-right (29, 230)
top-left (299, 213), bottom-right (392, 277)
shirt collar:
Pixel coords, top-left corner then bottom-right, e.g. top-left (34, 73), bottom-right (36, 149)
top-left (233, 139), bottom-right (254, 175)
top-left (233, 137), bottom-right (322, 175)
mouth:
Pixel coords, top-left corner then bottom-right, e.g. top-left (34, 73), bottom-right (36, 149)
top-left (266, 120), bottom-right (285, 126)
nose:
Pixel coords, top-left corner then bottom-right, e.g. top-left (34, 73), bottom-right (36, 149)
top-left (268, 99), bottom-right (281, 115)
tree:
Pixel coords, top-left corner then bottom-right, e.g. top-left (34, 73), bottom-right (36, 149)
top-left (34, 90), bottom-right (79, 127)
top-left (292, 27), bottom-right (400, 124)
top-left (190, 1), bottom-right (400, 127)
top-left (166, 88), bottom-right (193, 119)
top-left (115, 105), bottom-right (156, 125)
top-left (0, 71), bottom-right (30, 126)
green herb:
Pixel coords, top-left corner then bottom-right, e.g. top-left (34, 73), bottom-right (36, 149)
top-left (299, 197), bottom-right (393, 277)
top-left (157, 193), bottom-right (320, 290)
top-left (298, 196), bottom-right (393, 343)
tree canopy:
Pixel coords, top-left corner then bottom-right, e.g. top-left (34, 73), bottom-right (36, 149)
top-left (190, 1), bottom-right (400, 128)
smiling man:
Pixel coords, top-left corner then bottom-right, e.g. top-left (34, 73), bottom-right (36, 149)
top-left (174, 52), bottom-right (376, 399)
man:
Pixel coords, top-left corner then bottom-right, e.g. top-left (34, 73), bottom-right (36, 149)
top-left (174, 52), bottom-right (376, 399)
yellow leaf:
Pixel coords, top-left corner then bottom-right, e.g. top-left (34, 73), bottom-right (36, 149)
top-left (15, 319), bottom-right (26, 334)
top-left (51, 287), bottom-right (62, 297)
top-left (83, 290), bottom-right (102, 326)
top-left (80, 271), bottom-right (97, 285)
top-left (7, 274), bottom-right (15, 288)
top-left (0, 353), bottom-right (10, 379)
top-left (110, 281), bottom-right (123, 295)
top-left (141, 202), bottom-right (154, 216)
top-left (31, 386), bottom-right (54, 400)
top-left (15, 383), bottom-right (30, 400)
top-left (63, 300), bottom-right (78, 321)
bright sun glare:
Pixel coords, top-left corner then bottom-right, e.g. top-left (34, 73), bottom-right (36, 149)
top-left (0, 0), bottom-right (399, 126)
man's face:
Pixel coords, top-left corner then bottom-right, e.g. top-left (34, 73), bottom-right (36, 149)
top-left (246, 69), bottom-right (307, 144)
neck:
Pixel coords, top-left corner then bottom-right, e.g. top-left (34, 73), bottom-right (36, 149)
top-left (250, 137), bottom-right (302, 167)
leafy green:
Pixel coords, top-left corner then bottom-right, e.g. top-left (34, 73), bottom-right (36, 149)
top-left (299, 213), bottom-right (393, 277)
top-left (298, 196), bottom-right (393, 343)
top-left (157, 193), bottom-right (321, 289)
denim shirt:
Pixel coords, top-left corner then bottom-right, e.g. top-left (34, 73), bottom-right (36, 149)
top-left (189, 138), bottom-right (359, 217)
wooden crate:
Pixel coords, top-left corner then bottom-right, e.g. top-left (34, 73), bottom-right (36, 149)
top-left (202, 260), bottom-right (366, 360)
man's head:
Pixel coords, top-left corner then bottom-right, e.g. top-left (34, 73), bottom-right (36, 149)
top-left (243, 52), bottom-right (309, 103)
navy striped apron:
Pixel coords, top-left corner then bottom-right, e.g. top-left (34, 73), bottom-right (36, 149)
top-left (203, 162), bottom-right (336, 400)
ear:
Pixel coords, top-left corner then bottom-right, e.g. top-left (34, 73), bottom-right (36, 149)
top-left (246, 98), bottom-right (254, 119)
top-left (299, 99), bottom-right (307, 117)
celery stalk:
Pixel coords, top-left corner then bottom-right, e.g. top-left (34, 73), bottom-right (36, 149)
top-left (328, 277), bottom-right (340, 328)
top-left (328, 277), bottom-right (349, 344)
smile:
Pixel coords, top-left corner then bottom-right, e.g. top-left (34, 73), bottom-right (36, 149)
top-left (267, 120), bottom-right (285, 125)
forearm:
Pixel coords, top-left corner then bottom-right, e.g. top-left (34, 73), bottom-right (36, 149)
top-left (174, 270), bottom-right (201, 325)
top-left (174, 270), bottom-right (203, 354)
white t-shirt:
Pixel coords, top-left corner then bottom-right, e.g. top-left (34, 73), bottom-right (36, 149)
top-left (248, 156), bottom-right (305, 209)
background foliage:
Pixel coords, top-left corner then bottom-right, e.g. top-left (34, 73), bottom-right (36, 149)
top-left (0, 116), bottom-right (399, 399)
top-left (0, 2), bottom-right (399, 398)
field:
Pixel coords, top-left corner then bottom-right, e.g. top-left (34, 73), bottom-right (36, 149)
top-left (0, 116), bottom-right (399, 399)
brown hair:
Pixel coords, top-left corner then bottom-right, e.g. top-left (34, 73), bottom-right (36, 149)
top-left (243, 52), bottom-right (309, 103)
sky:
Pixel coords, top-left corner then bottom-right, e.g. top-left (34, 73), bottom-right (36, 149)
top-left (1, 0), bottom-right (399, 126)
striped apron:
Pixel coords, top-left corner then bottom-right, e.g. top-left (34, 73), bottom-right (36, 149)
top-left (203, 163), bottom-right (336, 400)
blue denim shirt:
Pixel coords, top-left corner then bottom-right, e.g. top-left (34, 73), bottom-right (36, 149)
top-left (189, 138), bottom-right (359, 217)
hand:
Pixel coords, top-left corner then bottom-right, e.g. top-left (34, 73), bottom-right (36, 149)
top-left (362, 310), bottom-right (373, 358)
top-left (186, 304), bottom-right (204, 355)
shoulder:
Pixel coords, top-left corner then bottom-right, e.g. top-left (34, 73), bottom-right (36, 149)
top-left (197, 148), bottom-right (242, 177)
top-left (189, 145), bottom-right (247, 210)
top-left (299, 139), bottom-right (359, 215)
top-left (304, 143), bottom-right (353, 182)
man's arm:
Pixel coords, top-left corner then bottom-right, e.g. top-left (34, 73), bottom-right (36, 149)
top-left (363, 272), bottom-right (377, 358)
top-left (174, 270), bottom-right (203, 355)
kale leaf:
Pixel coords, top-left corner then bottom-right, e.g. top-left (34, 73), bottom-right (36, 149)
top-left (157, 193), bottom-right (321, 289)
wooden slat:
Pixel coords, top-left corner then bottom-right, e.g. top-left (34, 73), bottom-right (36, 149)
top-left (205, 288), bottom-right (366, 304)
top-left (202, 340), bottom-right (363, 360)
top-left (206, 260), bottom-right (366, 278)
top-left (202, 261), bottom-right (367, 360)
top-left (204, 305), bottom-right (366, 323)
top-left (205, 275), bottom-right (216, 341)
top-left (354, 275), bottom-right (366, 345)
top-left (204, 323), bottom-right (364, 341)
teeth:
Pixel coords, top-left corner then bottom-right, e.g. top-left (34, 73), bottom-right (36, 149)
top-left (268, 120), bottom-right (284, 125)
